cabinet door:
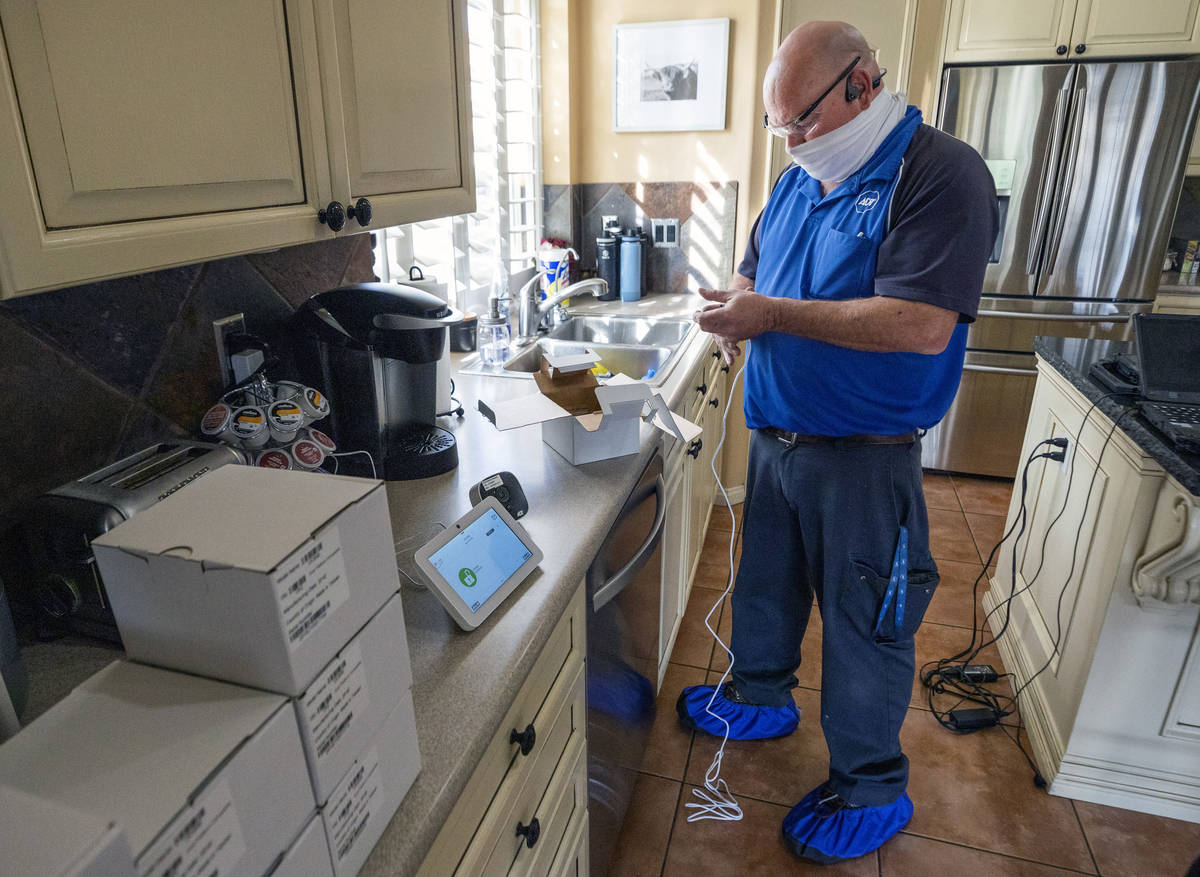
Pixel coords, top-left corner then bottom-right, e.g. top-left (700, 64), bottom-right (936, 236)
top-left (945, 0), bottom-right (1077, 62)
top-left (0, 0), bottom-right (333, 297)
top-left (687, 369), bottom-right (728, 580)
top-left (658, 461), bottom-right (687, 686)
top-left (1070, 0), bottom-right (1200, 57)
top-left (318, 0), bottom-right (475, 228)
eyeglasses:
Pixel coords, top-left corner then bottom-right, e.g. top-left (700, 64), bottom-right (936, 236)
top-left (762, 55), bottom-right (884, 139)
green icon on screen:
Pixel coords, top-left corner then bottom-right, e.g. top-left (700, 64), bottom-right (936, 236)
top-left (458, 568), bottom-right (477, 587)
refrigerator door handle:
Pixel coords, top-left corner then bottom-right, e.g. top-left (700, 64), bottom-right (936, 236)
top-left (1025, 88), bottom-right (1071, 276)
top-left (1042, 85), bottom-right (1088, 280)
top-left (978, 310), bottom-right (1131, 322)
top-left (963, 363), bottom-right (1039, 377)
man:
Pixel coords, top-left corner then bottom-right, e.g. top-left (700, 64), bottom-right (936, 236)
top-left (676, 21), bottom-right (998, 864)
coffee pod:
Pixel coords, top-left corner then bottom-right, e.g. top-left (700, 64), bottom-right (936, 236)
top-left (199, 401), bottom-right (234, 443)
top-left (230, 406), bottom-right (269, 449)
top-left (255, 448), bottom-right (294, 470)
top-left (306, 427), bottom-right (336, 454)
top-left (296, 387), bottom-right (330, 424)
top-left (290, 437), bottom-right (326, 470)
top-left (267, 400), bottom-right (305, 443)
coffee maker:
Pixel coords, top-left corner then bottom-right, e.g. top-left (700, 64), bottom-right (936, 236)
top-left (295, 283), bottom-right (463, 480)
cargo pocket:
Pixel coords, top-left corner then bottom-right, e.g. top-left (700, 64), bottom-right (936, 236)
top-left (851, 559), bottom-right (940, 644)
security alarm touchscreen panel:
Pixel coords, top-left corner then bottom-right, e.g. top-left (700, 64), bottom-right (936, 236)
top-left (414, 497), bottom-right (543, 631)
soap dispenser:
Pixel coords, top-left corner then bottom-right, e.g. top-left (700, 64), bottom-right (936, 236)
top-left (477, 296), bottom-right (511, 368)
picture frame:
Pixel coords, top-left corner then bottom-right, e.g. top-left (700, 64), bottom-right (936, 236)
top-left (613, 18), bottom-right (730, 133)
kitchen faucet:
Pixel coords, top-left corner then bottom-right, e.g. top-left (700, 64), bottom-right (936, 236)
top-left (516, 276), bottom-right (608, 343)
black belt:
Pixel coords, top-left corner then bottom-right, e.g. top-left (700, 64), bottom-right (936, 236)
top-left (760, 426), bottom-right (917, 447)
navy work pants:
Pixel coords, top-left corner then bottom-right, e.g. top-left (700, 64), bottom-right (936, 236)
top-left (730, 430), bottom-right (940, 806)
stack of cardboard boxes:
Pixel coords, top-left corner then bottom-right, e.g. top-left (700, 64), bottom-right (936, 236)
top-left (0, 467), bottom-right (420, 877)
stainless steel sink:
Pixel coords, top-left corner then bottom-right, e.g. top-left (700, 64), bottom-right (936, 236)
top-left (502, 339), bottom-right (673, 381)
top-left (545, 315), bottom-right (692, 347)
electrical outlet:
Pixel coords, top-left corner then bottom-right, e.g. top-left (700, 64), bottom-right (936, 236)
top-left (213, 313), bottom-right (246, 388)
top-left (651, 218), bottom-right (680, 248)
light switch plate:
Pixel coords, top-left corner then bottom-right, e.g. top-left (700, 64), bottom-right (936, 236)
top-left (651, 218), bottom-right (680, 248)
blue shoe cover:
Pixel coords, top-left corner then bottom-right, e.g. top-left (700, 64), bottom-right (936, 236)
top-left (675, 684), bottom-right (799, 740)
top-left (782, 784), bottom-right (913, 864)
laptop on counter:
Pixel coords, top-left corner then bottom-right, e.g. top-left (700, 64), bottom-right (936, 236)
top-left (1132, 313), bottom-right (1200, 454)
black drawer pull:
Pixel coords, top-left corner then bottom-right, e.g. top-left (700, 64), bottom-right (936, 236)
top-left (516, 817), bottom-right (540, 848)
top-left (708, 397), bottom-right (719, 408)
top-left (695, 382), bottom-right (707, 395)
top-left (721, 364), bottom-right (730, 373)
top-left (711, 350), bottom-right (720, 359)
top-left (509, 723), bottom-right (536, 756)
top-left (687, 439), bottom-right (703, 458)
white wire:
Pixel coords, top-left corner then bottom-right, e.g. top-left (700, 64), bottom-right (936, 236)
top-left (329, 449), bottom-right (378, 479)
top-left (685, 361), bottom-right (746, 823)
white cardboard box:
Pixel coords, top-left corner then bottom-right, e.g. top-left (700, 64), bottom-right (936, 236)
top-left (296, 592), bottom-right (412, 803)
top-left (478, 350), bottom-right (701, 465)
top-left (91, 466), bottom-right (400, 695)
top-left (320, 693), bottom-right (421, 877)
top-left (267, 813), bottom-right (335, 877)
top-left (0, 785), bottom-right (135, 877)
top-left (0, 661), bottom-right (314, 877)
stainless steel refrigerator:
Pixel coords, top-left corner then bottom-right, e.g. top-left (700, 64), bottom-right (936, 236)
top-left (925, 59), bottom-right (1200, 477)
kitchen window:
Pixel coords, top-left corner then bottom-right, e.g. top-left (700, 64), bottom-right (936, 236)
top-left (373, 0), bottom-right (542, 314)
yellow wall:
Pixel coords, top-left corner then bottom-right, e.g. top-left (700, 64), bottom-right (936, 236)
top-left (542, 0), bottom-right (778, 252)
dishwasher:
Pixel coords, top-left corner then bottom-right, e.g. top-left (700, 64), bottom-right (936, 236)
top-left (586, 450), bottom-right (664, 875)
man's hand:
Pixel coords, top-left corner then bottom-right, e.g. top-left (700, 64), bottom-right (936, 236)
top-left (693, 288), bottom-right (778, 356)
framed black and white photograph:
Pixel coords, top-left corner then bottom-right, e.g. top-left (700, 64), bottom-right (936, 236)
top-left (613, 18), bottom-right (729, 132)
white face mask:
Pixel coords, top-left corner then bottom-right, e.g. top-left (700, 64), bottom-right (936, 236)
top-left (786, 89), bottom-right (907, 184)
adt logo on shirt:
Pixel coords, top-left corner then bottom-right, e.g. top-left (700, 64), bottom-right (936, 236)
top-left (855, 190), bottom-right (881, 213)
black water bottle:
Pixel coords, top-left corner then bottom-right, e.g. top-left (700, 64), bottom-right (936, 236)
top-left (596, 234), bottom-right (620, 300)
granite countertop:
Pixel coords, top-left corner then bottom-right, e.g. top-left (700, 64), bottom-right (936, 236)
top-left (1034, 336), bottom-right (1200, 496)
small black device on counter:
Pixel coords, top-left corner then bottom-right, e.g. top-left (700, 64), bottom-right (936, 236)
top-left (294, 283), bottom-right (464, 480)
top-left (469, 471), bottom-right (529, 519)
top-left (1087, 353), bottom-right (1140, 395)
top-left (2, 441), bottom-right (243, 643)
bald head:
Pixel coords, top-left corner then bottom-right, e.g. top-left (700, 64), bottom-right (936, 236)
top-left (763, 21), bottom-right (880, 123)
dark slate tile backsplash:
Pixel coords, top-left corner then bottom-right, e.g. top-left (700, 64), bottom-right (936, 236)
top-left (0, 234), bottom-right (376, 522)
top-left (543, 180), bottom-right (738, 293)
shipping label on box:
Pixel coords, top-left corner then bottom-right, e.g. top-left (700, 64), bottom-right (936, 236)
top-left (319, 693), bottom-right (421, 877)
top-left (90, 467), bottom-right (401, 695)
top-left (136, 777), bottom-right (245, 877)
top-left (295, 594), bottom-right (411, 803)
top-left (478, 351), bottom-right (701, 465)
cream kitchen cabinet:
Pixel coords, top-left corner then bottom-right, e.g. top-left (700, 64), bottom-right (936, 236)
top-left (0, 0), bottom-right (474, 299)
top-left (658, 342), bottom-right (731, 685)
top-left (945, 0), bottom-right (1200, 62)
top-left (989, 356), bottom-right (1200, 821)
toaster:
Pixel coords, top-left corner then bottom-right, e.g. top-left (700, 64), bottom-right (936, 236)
top-left (4, 441), bottom-right (243, 643)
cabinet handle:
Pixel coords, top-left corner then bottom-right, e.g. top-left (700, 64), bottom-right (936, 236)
top-left (687, 439), bottom-right (703, 458)
top-left (708, 397), bottom-right (719, 408)
top-left (711, 350), bottom-right (720, 360)
top-left (695, 382), bottom-right (707, 395)
top-left (347, 197), bottom-right (373, 227)
top-left (509, 723), bottom-right (536, 756)
top-left (515, 817), bottom-right (541, 849)
top-left (1056, 44), bottom-right (1068, 55)
top-left (721, 364), bottom-right (730, 374)
top-left (1074, 43), bottom-right (1086, 54)
top-left (317, 201), bottom-right (346, 232)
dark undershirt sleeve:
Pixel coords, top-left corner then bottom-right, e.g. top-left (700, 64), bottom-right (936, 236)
top-left (736, 210), bottom-right (763, 281)
top-left (874, 145), bottom-right (998, 323)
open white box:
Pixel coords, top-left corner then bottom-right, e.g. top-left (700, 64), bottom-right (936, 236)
top-left (478, 349), bottom-right (701, 465)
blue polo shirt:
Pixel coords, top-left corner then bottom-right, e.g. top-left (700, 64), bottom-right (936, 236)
top-left (737, 107), bottom-right (997, 436)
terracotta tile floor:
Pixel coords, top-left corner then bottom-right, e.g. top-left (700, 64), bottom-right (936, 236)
top-left (609, 474), bottom-right (1200, 876)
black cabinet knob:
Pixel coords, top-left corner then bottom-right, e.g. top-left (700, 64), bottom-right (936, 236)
top-left (695, 382), bottom-right (707, 395)
top-left (720, 364), bottom-right (730, 374)
top-left (1075, 43), bottom-right (1086, 54)
top-left (509, 723), bottom-right (536, 756)
top-left (711, 350), bottom-right (720, 359)
top-left (515, 817), bottom-right (540, 849)
top-left (687, 439), bottom-right (703, 458)
top-left (708, 397), bottom-right (719, 408)
top-left (347, 197), bottom-right (372, 227)
top-left (318, 201), bottom-right (346, 231)
top-left (1056, 44), bottom-right (1068, 55)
